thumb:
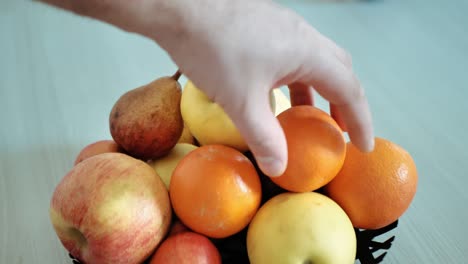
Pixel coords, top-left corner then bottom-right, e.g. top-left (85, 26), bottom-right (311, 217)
top-left (221, 88), bottom-right (287, 177)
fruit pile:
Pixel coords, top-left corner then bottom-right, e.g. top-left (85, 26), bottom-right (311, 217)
top-left (50, 71), bottom-right (418, 264)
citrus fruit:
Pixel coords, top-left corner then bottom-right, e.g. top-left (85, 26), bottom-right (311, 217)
top-left (324, 137), bottom-right (418, 229)
top-left (169, 144), bottom-right (262, 239)
top-left (247, 192), bottom-right (356, 264)
top-left (272, 105), bottom-right (346, 192)
top-left (180, 81), bottom-right (248, 151)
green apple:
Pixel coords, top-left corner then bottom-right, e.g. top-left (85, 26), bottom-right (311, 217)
top-left (180, 81), bottom-right (277, 152)
top-left (148, 143), bottom-right (198, 189)
top-left (247, 192), bottom-right (356, 264)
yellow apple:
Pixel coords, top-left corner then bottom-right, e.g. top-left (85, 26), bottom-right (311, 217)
top-left (181, 81), bottom-right (277, 152)
top-left (177, 122), bottom-right (196, 145)
top-left (272, 88), bottom-right (291, 116)
top-left (247, 192), bottom-right (356, 264)
top-left (148, 143), bottom-right (198, 189)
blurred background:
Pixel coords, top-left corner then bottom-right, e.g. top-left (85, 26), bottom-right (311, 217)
top-left (1, 0), bottom-right (467, 263)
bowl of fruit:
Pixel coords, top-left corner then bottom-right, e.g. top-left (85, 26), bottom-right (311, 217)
top-left (50, 70), bottom-right (418, 264)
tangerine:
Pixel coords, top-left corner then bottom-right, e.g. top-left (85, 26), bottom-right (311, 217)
top-left (324, 137), bottom-right (418, 229)
top-left (169, 145), bottom-right (262, 238)
top-left (272, 105), bottom-right (346, 192)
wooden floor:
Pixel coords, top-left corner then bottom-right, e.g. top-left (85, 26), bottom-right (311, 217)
top-left (1, 0), bottom-right (467, 263)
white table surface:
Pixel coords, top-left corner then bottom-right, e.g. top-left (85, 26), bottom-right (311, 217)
top-left (1, 0), bottom-right (467, 263)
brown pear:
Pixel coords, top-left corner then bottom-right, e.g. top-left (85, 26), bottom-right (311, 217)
top-left (109, 71), bottom-right (183, 160)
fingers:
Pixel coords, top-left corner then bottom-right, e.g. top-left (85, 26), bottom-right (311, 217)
top-left (288, 82), bottom-right (314, 106)
top-left (320, 35), bottom-right (353, 69)
top-left (298, 42), bottom-right (374, 152)
top-left (335, 99), bottom-right (374, 152)
top-left (220, 87), bottom-right (288, 177)
top-left (330, 103), bottom-right (347, 132)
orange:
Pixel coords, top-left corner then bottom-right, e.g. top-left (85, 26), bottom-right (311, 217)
top-left (169, 144), bottom-right (262, 239)
top-left (324, 137), bottom-right (418, 229)
top-left (272, 105), bottom-right (346, 192)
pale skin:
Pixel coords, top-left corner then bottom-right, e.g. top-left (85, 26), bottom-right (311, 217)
top-left (39, 0), bottom-right (375, 177)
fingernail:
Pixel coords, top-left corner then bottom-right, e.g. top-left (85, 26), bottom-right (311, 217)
top-left (257, 156), bottom-right (286, 177)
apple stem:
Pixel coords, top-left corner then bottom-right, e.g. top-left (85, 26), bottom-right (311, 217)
top-left (172, 70), bottom-right (182, 81)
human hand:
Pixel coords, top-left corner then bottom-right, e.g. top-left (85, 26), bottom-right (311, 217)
top-left (155, 0), bottom-right (374, 177)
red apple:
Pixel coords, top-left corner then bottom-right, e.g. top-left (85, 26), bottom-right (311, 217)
top-left (50, 153), bottom-right (172, 264)
top-left (149, 232), bottom-right (221, 264)
top-left (74, 139), bottom-right (123, 165)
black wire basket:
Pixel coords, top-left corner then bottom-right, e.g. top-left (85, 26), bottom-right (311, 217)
top-left (354, 220), bottom-right (399, 263)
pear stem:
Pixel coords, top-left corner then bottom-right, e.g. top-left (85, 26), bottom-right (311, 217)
top-left (172, 69), bottom-right (182, 81)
